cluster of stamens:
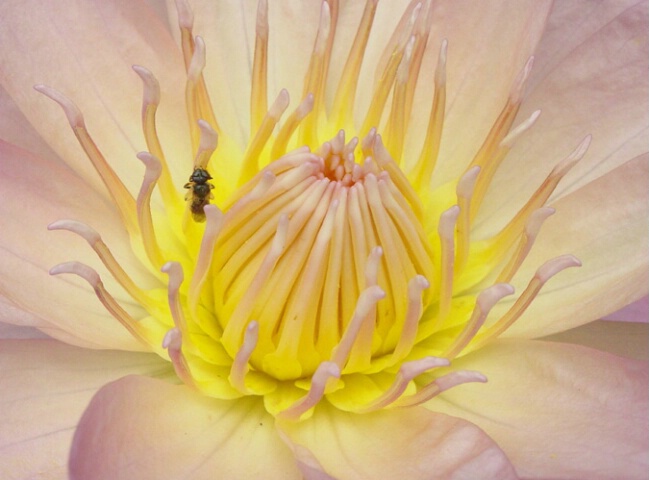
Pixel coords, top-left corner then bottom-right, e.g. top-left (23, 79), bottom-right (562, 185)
top-left (38, 0), bottom-right (587, 420)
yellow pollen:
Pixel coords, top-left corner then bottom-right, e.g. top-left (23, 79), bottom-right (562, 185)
top-left (42, 0), bottom-right (586, 420)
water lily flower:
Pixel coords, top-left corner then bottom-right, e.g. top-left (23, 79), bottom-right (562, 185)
top-left (0, 0), bottom-right (647, 478)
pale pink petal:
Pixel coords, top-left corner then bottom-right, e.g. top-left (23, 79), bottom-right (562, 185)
top-left (476, 0), bottom-right (648, 229)
top-left (411, 0), bottom-right (551, 185)
top-left (0, 320), bottom-right (48, 339)
top-left (278, 402), bottom-right (517, 480)
top-left (166, 0), bottom-right (259, 146)
top-left (179, 0), bottom-right (550, 160)
top-left (603, 296), bottom-right (649, 323)
top-left (428, 340), bottom-right (649, 479)
top-left (0, 141), bottom-right (150, 350)
top-left (495, 156), bottom-right (648, 338)
top-left (542, 320), bottom-right (649, 361)
top-left (0, 0), bottom-right (190, 195)
top-left (69, 375), bottom-right (301, 480)
top-left (0, 85), bottom-right (60, 164)
top-left (0, 339), bottom-right (167, 479)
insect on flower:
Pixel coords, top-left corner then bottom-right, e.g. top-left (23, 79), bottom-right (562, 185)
top-left (184, 166), bottom-right (214, 222)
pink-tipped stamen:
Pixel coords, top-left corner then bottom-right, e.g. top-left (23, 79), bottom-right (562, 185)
top-left (271, 94), bottom-right (315, 160)
top-left (136, 151), bottom-right (165, 269)
top-left (229, 321), bottom-right (260, 394)
top-left (391, 275), bottom-right (430, 361)
top-left (163, 327), bottom-right (196, 388)
top-left (276, 361), bottom-right (341, 421)
top-left (251, 0), bottom-right (269, 133)
top-left (48, 220), bottom-right (153, 308)
top-left (496, 206), bottom-right (555, 283)
top-left (435, 205), bottom-right (460, 330)
top-left (330, 285), bottom-right (386, 370)
top-left (472, 254), bottom-right (582, 350)
top-left (34, 85), bottom-right (138, 234)
top-left (396, 369), bottom-right (488, 407)
top-left (455, 166), bottom-right (481, 270)
top-left (240, 89), bottom-right (291, 185)
top-left (356, 356), bottom-right (450, 413)
top-left (161, 261), bottom-right (188, 334)
top-left (49, 261), bottom-right (149, 345)
top-left (442, 283), bottom-right (515, 359)
top-left (188, 204), bottom-right (224, 313)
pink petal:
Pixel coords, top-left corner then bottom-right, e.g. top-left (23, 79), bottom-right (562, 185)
top-left (416, 0), bottom-right (552, 186)
top-left (477, 0), bottom-right (648, 227)
top-left (0, 339), bottom-right (167, 479)
top-left (495, 156), bottom-right (648, 338)
top-left (542, 320), bottom-right (648, 361)
top-left (603, 296), bottom-right (649, 323)
top-left (0, 141), bottom-right (148, 350)
top-left (428, 340), bottom-right (649, 479)
top-left (0, 319), bottom-right (48, 340)
top-left (278, 402), bottom-right (517, 480)
top-left (0, 84), bottom-right (60, 163)
top-left (70, 375), bottom-right (300, 480)
top-left (0, 0), bottom-right (190, 194)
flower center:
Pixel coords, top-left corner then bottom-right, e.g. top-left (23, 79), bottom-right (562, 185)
top-left (212, 130), bottom-right (433, 382)
top-left (40, 0), bottom-right (587, 420)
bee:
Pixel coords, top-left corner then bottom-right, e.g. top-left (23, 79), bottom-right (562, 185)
top-left (184, 167), bottom-right (214, 222)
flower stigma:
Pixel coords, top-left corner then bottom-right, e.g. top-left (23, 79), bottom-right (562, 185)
top-left (40, 0), bottom-right (586, 421)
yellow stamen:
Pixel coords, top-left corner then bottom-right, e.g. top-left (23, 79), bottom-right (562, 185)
top-left (251, 0), bottom-right (269, 134)
top-left (34, 85), bottom-right (138, 235)
top-left (43, 0), bottom-right (588, 420)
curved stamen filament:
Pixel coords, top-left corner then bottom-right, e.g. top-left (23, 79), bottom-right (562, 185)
top-left (221, 213), bottom-right (289, 352)
top-left (402, 0), bottom-right (434, 126)
top-left (356, 356), bottom-right (449, 413)
top-left (330, 285), bottom-right (386, 371)
top-left (435, 205), bottom-right (460, 331)
top-left (163, 327), bottom-right (196, 388)
top-left (499, 135), bottom-right (591, 243)
top-left (396, 369), bottom-right (488, 408)
top-left (455, 166), bottom-right (480, 270)
top-left (360, 3), bottom-right (420, 135)
top-left (331, 0), bottom-right (379, 128)
top-left (161, 262), bottom-right (188, 335)
top-left (471, 255), bottom-right (582, 351)
top-left (377, 178), bottom-right (434, 279)
top-left (251, 0), bottom-right (269, 134)
top-left (385, 35), bottom-right (415, 161)
top-left (496, 206), bottom-right (555, 283)
top-left (194, 119), bottom-right (218, 169)
top-left (276, 361), bottom-right (341, 421)
top-left (229, 321), bottom-right (260, 393)
top-left (136, 152), bottom-right (166, 269)
top-left (271, 94), bottom-right (314, 160)
top-left (390, 275), bottom-right (429, 361)
top-left (189, 205), bottom-right (224, 313)
top-left (442, 283), bottom-right (515, 360)
top-left (221, 169), bottom-right (277, 225)
top-left (47, 220), bottom-right (154, 309)
top-left (49, 261), bottom-right (149, 346)
top-left (240, 89), bottom-right (290, 185)
top-left (34, 85), bottom-right (138, 235)
top-left (411, 39), bottom-right (447, 190)
top-left (468, 56), bottom-right (534, 172)
top-left (299, 0), bottom-right (332, 147)
top-left (132, 65), bottom-right (179, 211)
top-left (343, 245), bottom-right (380, 371)
top-left (186, 35), bottom-right (208, 153)
top-left (470, 109), bottom-right (541, 221)
top-left (175, 0), bottom-right (195, 69)
top-left (373, 135), bottom-right (424, 219)
top-left (175, 0), bottom-right (220, 136)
